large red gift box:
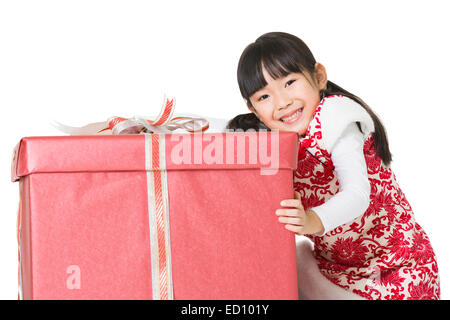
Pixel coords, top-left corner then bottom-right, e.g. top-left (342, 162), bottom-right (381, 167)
top-left (12, 131), bottom-right (299, 300)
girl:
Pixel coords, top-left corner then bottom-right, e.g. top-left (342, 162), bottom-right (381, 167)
top-left (227, 32), bottom-right (440, 300)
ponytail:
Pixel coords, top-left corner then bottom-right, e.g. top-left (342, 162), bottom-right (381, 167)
top-left (226, 113), bottom-right (270, 131)
top-left (323, 81), bottom-right (392, 166)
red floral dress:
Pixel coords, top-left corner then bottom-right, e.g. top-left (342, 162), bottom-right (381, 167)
top-left (295, 95), bottom-right (440, 300)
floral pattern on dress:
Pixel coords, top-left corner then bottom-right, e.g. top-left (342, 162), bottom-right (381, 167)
top-left (295, 95), bottom-right (440, 300)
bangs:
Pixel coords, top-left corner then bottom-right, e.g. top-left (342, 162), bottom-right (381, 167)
top-left (237, 40), bottom-right (303, 100)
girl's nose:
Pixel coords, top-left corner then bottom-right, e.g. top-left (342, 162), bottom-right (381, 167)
top-left (275, 93), bottom-right (293, 110)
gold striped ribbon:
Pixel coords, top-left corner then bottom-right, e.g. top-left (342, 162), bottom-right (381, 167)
top-left (145, 133), bottom-right (173, 300)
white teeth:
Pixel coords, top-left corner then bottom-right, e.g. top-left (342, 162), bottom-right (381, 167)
top-left (281, 110), bottom-right (301, 122)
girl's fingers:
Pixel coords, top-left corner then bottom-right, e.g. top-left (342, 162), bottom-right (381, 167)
top-left (280, 192), bottom-right (305, 210)
top-left (278, 216), bottom-right (303, 225)
top-left (276, 208), bottom-right (302, 217)
top-left (280, 199), bottom-right (302, 208)
top-left (284, 224), bottom-right (304, 235)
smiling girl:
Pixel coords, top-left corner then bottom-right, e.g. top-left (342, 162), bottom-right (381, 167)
top-left (227, 32), bottom-right (440, 300)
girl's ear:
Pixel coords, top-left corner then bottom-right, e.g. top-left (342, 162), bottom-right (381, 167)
top-left (247, 101), bottom-right (258, 117)
top-left (314, 62), bottom-right (328, 91)
top-left (247, 98), bottom-right (264, 121)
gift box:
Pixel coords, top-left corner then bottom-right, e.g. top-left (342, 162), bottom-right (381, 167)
top-left (12, 131), bottom-right (299, 300)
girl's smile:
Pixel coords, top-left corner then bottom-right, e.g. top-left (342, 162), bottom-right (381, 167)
top-left (248, 64), bottom-right (327, 137)
top-left (280, 107), bottom-right (303, 124)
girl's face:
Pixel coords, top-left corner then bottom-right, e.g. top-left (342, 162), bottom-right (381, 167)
top-left (248, 63), bottom-right (327, 137)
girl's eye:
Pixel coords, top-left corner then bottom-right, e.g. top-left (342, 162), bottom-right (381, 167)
top-left (286, 80), bottom-right (295, 87)
top-left (258, 94), bottom-right (269, 101)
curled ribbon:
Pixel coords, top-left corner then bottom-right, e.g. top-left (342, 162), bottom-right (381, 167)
top-left (52, 96), bottom-right (210, 135)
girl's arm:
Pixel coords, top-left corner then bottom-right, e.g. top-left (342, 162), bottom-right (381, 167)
top-left (277, 122), bottom-right (370, 236)
top-left (311, 122), bottom-right (371, 235)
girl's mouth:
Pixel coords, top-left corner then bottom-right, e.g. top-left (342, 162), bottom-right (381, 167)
top-left (280, 108), bottom-right (303, 124)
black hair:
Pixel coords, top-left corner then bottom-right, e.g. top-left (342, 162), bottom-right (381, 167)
top-left (227, 32), bottom-right (392, 165)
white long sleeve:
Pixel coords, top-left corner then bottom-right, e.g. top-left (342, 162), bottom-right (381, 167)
top-left (311, 123), bottom-right (371, 235)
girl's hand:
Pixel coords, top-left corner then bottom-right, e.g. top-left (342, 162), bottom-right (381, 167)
top-left (276, 191), bottom-right (325, 236)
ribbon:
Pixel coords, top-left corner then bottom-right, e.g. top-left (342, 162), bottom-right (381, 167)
top-left (145, 133), bottom-right (173, 300)
top-left (52, 96), bottom-right (210, 135)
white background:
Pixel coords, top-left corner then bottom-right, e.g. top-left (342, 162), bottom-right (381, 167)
top-left (1, 0), bottom-right (449, 300)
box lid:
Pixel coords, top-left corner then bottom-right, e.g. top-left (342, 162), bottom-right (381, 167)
top-left (12, 132), bottom-right (299, 181)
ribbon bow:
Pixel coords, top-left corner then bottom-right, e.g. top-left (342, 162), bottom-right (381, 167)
top-left (52, 96), bottom-right (210, 135)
